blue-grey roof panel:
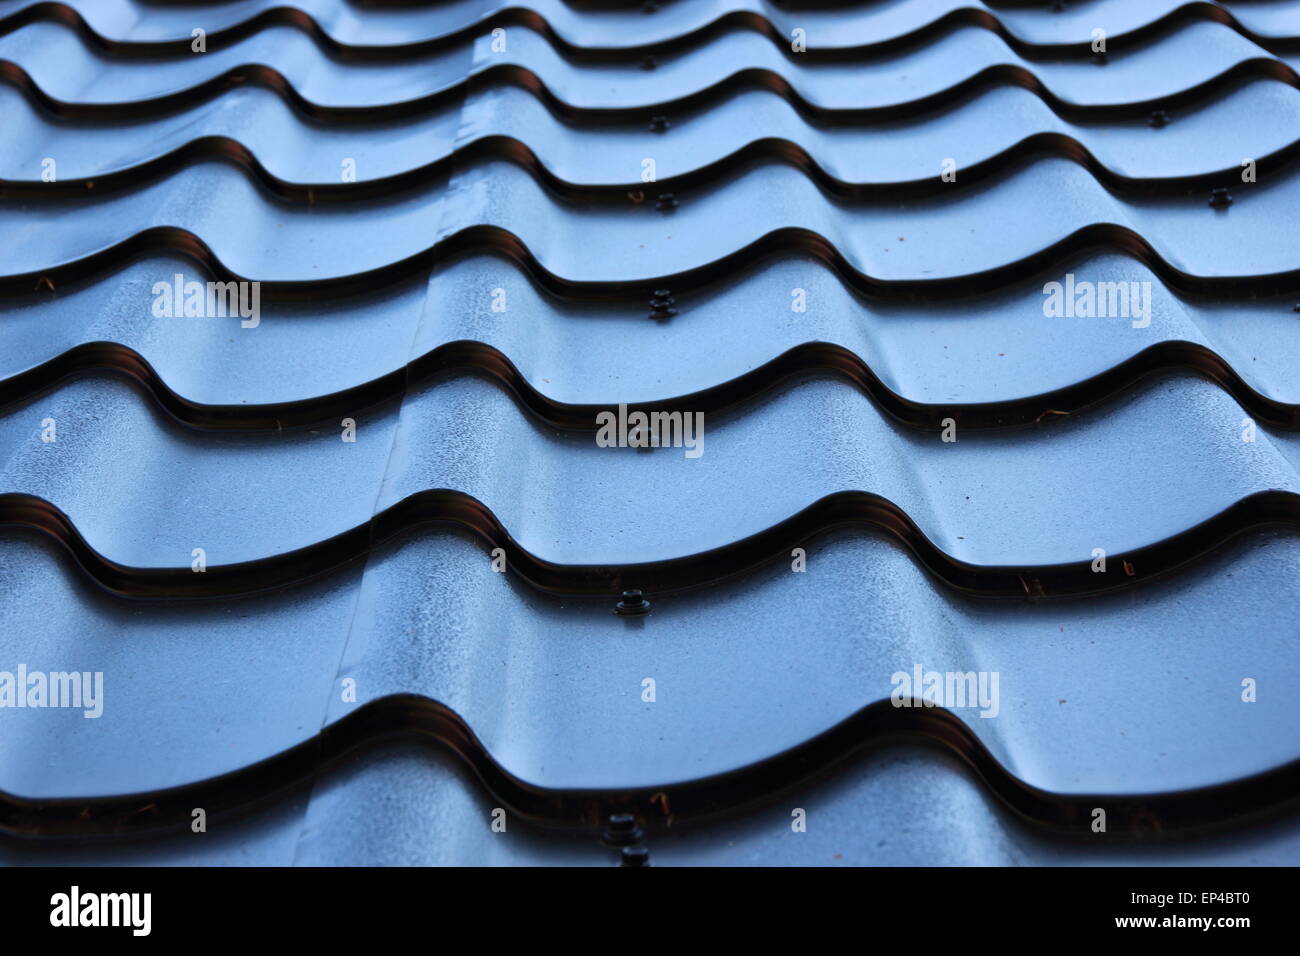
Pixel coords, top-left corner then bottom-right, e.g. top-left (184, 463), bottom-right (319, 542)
top-left (0, 0), bottom-right (1297, 865)
top-left (6, 80), bottom-right (1300, 192)
top-left (8, 0), bottom-right (1300, 55)
top-left (4, 251), bottom-right (1299, 413)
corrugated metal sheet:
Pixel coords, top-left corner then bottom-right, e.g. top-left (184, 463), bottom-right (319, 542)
top-left (0, 0), bottom-right (1298, 865)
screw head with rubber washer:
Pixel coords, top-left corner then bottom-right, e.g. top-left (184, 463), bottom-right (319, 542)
top-left (615, 589), bottom-right (651, 615)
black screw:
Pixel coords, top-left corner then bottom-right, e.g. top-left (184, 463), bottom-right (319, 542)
top-left (656, 192), bottom-right (678, 212)
top-left (602, 813), bottom-right (644, 847)
top-left (649, 115), bottom-right (671, 134)
top-left (616, 589), bottom-right (650, 616)
top-left (648, 288), bottom-right (677, 321)
top-left (641, 55), bottom-right (656, 71)
top-left (621, 845), bottom-right (650, 867)
top-left (1052, 0), bottom-right (1065, 11)
top-left (1148, 109), bottom-right (1169, 129)
top-left (1292, 303), bottom-right (1300, 313)
top-left (1209, 187), bottom-right (1232, 209)
top-left (642, 1), bottom-right (658, 13)
top-left (1092, 52), bottom-right (1107, 66)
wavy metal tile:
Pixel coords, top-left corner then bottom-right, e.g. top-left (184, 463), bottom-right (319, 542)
top-left (6, 80), bottom-right (1300, 200)
top-left (4, 17), bottom-right (1298, 120)
top-left (1, 0), bottom-right (1297, 865)
top-left (3, 253), bottom-right (1296, 428)
top-left (3, 370), bottom-right (1296, 573)
top-left (292, 742), bottom-right (1300, 866)
top-left (4, 156), bottom-right (1300, 304)
top-left (6, 0), bottom-right (1299, 57)
top-left (1, 526), bottom-right (1297, 841)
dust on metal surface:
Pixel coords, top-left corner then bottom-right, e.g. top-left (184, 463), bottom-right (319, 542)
top-left (0, 0), bottom-right (1297, 865)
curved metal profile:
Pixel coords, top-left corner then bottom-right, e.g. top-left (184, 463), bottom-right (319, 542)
top-left (2, 39), bottom-right (1298, 124)
top-left (5, 693), bottom-right (1299, 842)
top-left (3, 0), bottom-right (1298, 61)
top-left (3, 339), bottom-right (1298, 432)
top-left (1, 489), bottom-right (1297, 602)
top-left (4, 222), bottom-right (1300, 302)
top-left (7, 127), bottom-right (1300, 204)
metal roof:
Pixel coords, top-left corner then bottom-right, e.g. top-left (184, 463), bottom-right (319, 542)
top-left (0, 0), bottom-right (1297, 865)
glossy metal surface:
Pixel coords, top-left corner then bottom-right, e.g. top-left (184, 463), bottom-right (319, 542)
top-left (0, 1), bottom-right (1297, 865)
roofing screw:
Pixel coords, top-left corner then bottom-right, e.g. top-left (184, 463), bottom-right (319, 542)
top-left (642, 1), bottom-right (658, 12)
top-left (1091, 52), bottom-right (1107, 66)
top-left (650, 290), bottom-right (676, 310)
top-left (656, 192), bottom-right (678, 212)
top-left (1209, 187), bottom-right (1232, 209)
top-left (1052, 0), bottom-right (1065, 10)
top-left (621, 845), bottom-right (650, 867)
top-left (602, 813), bottom-right (644, 847)
top-left (648, 289), bottom-right (678, 321)
top-left (1148, 109), bottom-right (1169, 129)
top-left (641, 55), bottom-right (657, 71)
top-left (616, 589), bottom-right (650, 616)
top-left (649, 115), bottom-right (671, 134)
